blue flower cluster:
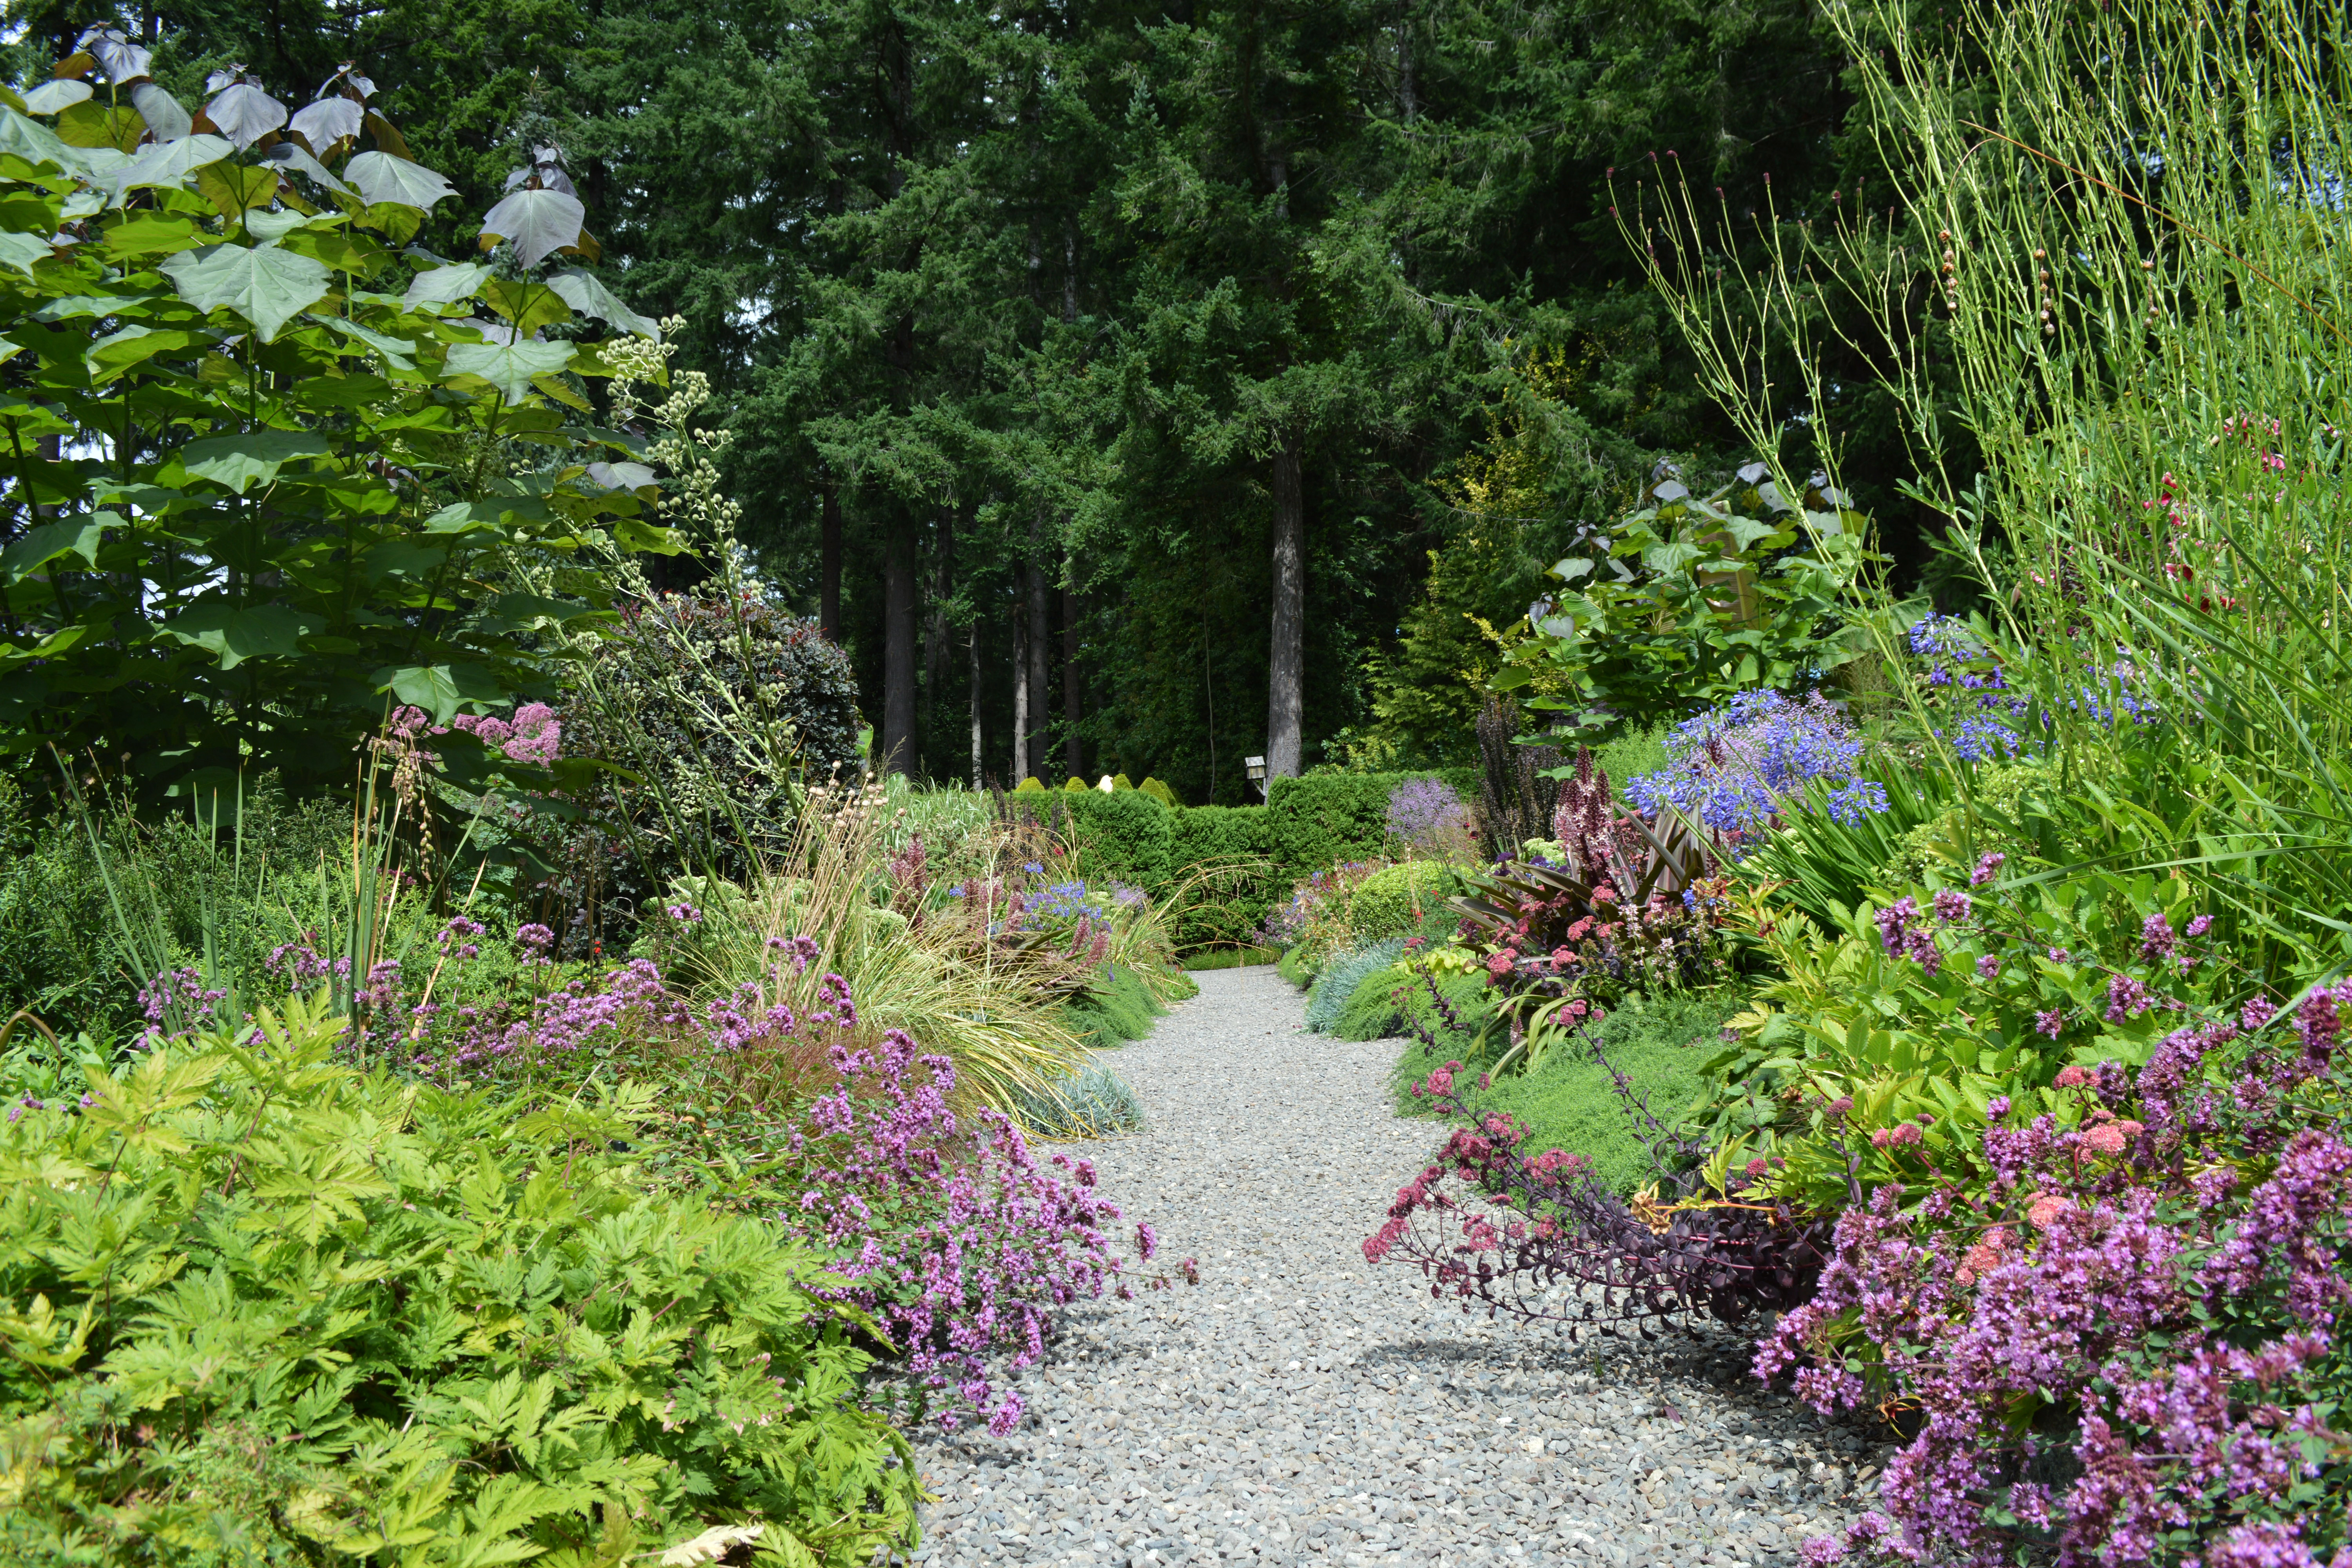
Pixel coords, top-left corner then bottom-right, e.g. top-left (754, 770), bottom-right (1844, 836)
top-left (1624, 691), bottom-right (1887, 839)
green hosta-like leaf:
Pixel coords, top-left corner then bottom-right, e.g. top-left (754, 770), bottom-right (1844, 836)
top-left (403, 261), bottom-right (489, 309)
top-left (381, 662), bottom-right (501, 722)
top-left (180, 429), bottom-right (334, 493)
top-left (0, 105), bottom-right (78, 170)
top-left (343, 151), bottom-right (456, 211)
top-left (477, 187), bottom-right (585, 269)
top-left (546, 268), bottom-right (660, 339)
top-left (2, 515), bottom-right (110, 582)
top-left (444, 339), bottom-right (575, 402)
top-left (0, 230), bottom-right (55, 275)
top-left (158, 602), bottom-right (322, 668)
top-left (160, 241), bottom-right (331, 341)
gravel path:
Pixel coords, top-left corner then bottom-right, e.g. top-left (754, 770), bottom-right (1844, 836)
top-left (910, 966), bottom-right (1893, 1567)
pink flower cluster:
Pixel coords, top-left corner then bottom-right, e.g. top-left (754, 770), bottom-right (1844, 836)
top-left (787, 1027), bottom-right (1131, 1434)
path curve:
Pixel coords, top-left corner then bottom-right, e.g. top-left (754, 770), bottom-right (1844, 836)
top-left (910, 966), bottom-right (1889, 1567)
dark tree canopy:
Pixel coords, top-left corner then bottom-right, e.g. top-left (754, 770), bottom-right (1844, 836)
top-left (29, 0), bottom-right (1962, 801)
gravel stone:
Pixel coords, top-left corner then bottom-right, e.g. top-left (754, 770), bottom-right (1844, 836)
top-left (909, 966), bottom-right (1892, 1566)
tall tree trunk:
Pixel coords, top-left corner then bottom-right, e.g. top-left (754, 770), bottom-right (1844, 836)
top-left (969, 620), bottom-right (984, 789)
top-left (1011, 600), bottom-right (1030, 783)
top-left (881, 519), bottom-right (917, 778)
top-left (922, 505), bottom-right (954, 773)
top-left (1025, 512), bottom-right (1051, 782)
top-left (1062, 584), bottom-right (1083, 779)
top-left (819, 481), bottom-right (842, 640)
top-left (1266, 433), bottom-right (1305, 780)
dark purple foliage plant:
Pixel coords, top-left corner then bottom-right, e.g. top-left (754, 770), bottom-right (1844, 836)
top-left (1365, 1020), bottom-right (1830, 1335)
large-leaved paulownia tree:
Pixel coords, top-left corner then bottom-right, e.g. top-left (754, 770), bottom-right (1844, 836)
top-left (0, 27), bottom-right (681, 802)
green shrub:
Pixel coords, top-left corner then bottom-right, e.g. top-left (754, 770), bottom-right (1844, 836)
top-left (1182, 946), bottom-right (1281, 971)
top-left (1392, 987), bottom-right (1743, 1195)
top-left (1112, 773), bottom-right (1136, 791)
top-left (0, 995), bottom-right (918, 1565)
top-left (1278, 943), bottom-right (1316, 987)
top-left (1137, 777), bottom-right (1180, 808)
top-left (1060, 961), bottom-right (1178, 1051)
top-left (1014, 776), bottom-right (1048, 793)
top-left (1063, 776), bottom-right (1092, 792)
top-left (1059, 788), bottom-right (1178, 890)
top-left (1346, 861), bottom-right (1464, 944)
top-left (561, 597), bottom-right (863, 922)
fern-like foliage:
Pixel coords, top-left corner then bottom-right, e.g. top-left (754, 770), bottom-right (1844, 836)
top-left (0, 993), bottom-right (918, 1565)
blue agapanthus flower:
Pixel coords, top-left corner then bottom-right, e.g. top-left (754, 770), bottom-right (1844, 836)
top-left (1624, 690), bottom-right (1886, 844)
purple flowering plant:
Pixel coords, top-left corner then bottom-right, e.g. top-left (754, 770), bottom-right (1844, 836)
top-left (1762, 979), bottom-right (2352, 1566)
top-left (1699, 864), bottom-right (2239, 1218)
top-left (1623, 690), bottom-right (1890, 845)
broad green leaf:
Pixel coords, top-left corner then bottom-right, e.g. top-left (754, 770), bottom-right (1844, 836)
top-left (3, 516), bottom-right (110, 582)
top-left (422, 501), bottom-right (508, 535)
top-left (0, 230), bottom-right (54, 275)
top-left (403, 261), bottom-right (489, 309)
top-left (344, 151), bottom-right (457, 212)
top-left (0, 105), bottom-right (78, 171)
top-left (481, 276), bottom-right (573, 335)
top-left (180, 429), bottom-right (333, 493)
top-left (102, 212), bottom-right (207, 259)
top-left (612, 516), bottom-right (687, 555)
top-left (158, 603), bottom-right (321, 668)
top-left (18, 80), bottom-right (92, 115)
top-left (159, 241), bottom-right (331, 341)
top-left (109, 133), bottom-right (234, 194)
top-left (89, 325), bottom-right (201, 381)
top-left (129, 81), bottom-right (192, 142)
top-left (546, 268), bottom-right (661, 339)
top-left (444, 339), bottom-right (574, 402)
top-left (381, 662), bottom-right (500, 723)
top-left (194, 160), bottom-right (280, 220)
top-left (54, 100), bottom-right (144, 153)
top-left (477, 187), bottom-right (585, 269)
top-left (323, 316), bottom-right (419, 369)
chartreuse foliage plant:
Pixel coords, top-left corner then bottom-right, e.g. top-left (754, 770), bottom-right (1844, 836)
top-left (0, 34), bottom-right (679, 799)
top-left (0, 992), bottom-right (920, 1565)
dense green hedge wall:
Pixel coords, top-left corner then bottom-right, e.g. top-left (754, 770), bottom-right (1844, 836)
top-left (1037, 770), bottom-right (1479, 949)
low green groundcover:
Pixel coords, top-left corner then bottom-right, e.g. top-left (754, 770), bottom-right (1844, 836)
top-left (1387, 986), bottom-right (1748, 1196)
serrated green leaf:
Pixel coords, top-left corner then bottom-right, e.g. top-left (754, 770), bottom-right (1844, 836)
top-left (158, 241), bottom-right (331, 341)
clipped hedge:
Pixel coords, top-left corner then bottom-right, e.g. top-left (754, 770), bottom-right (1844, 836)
top-left (1035, 770), bottom-right (1478, 951)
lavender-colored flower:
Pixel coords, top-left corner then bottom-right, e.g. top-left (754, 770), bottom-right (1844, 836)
top-left (1969, 851), bottom-right (2006, 886)
top-left (1623, 691), bottom-right (1883, 843)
